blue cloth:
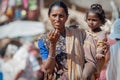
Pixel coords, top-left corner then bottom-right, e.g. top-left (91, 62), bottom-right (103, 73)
top-left (14, 9), bottom-right (21, 20)
top-left (0, 72), bottom-right (3, 80)
top-left (38, 39), bottom-right (48, 60)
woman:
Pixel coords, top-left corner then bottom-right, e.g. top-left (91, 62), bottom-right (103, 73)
top-left (38, 1), bottom-right (86, 80)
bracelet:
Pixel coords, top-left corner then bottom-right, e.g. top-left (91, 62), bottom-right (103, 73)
top-left (48, 55), bottom-right (55, 59)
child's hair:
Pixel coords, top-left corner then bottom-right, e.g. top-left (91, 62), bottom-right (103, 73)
top-left (86, 4), bottom-right (106, 25)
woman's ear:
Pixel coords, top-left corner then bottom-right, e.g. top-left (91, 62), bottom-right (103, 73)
top-left (67, 14), bottom-right (69, 19)
top-left (65, 15), bottom-right (69, 21)
top-left (48, 15), bottom-right (52, 22)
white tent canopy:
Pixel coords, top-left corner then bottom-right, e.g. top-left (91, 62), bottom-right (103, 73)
top-left (0, 20), bottom-right (45, 39)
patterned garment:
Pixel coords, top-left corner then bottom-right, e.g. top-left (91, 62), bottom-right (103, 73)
top-left (39, 33), bottom-right (68, 80)
top-left (38, 27), bottom-right (86, 80)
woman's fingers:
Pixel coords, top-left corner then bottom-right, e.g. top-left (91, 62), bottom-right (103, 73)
top-left (48, 29), bottom-right (60, 43)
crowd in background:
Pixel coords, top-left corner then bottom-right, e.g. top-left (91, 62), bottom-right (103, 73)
top-left (0, 0), bottom-right (41, 25)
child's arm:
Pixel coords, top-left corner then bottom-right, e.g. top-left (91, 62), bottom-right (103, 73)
top-left (96, 39), bottom-right (107, 60)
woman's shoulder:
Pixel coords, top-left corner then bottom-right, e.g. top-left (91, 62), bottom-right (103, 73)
top-left (66, 25), bottom-right (86, 41)
top-left (38, 32), bottom-right (50, 48)
top-left (66, 25), bottom-right (85, 33)
top-left (39, 33), bottom-right (48, 40)
top-left (38, 32), bottom-right (49, 45)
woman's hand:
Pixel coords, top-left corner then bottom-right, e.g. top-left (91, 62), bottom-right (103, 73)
top-left (43, 29), bottom-right (60, 74)
top-left (48, 29), bottom-right (60, 44)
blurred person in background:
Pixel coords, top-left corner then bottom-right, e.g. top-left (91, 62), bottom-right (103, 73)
top-left (29, 46), bottom-right (44, 80)
top-left (3, 39), bottom-right (22, 60)
top-left (106, 19), bottom-right (120, 80)
top-left (12, 43), bottom-right (35, 80)
top-left (0, 54), bottom-right (4, 80)
top-left (1, 39), bottom-right (22, 80)
top-left (2, 42), bottom-right (38, 80)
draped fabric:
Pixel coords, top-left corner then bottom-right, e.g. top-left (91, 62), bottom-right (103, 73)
top-left (38, 27), bottom-right (86, 80)
top-left (66, 28), bottom-right (86, 80)
top-left (106, 41), bottom-right (120, 80)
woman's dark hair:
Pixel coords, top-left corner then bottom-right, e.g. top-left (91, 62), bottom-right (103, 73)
top-left (48, 1), bottom-right (68, 16)
top-left (86, 4), bottom-right (106, 24)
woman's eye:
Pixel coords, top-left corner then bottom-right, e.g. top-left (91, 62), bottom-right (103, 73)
top-left (60, 15), bottom-right (64, 18)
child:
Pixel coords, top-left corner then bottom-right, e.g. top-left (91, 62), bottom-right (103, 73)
top-left (83, 4), bottom-right (108, 80)
top-left (106, 19), bottom-right (120, 80)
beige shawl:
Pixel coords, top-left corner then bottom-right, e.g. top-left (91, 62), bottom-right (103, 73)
top-left (66, 27), bottom-right (86, 80)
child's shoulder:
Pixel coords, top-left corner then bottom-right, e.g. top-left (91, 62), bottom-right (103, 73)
top-left (100, 30), bottom-right (107, 35)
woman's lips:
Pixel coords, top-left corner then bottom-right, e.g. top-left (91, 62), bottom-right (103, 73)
top-left (55, 22), bottom-right (60, 25)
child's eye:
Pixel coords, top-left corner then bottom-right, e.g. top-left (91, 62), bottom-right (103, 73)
top-left (93, 19), bottom-right (98, 22)
top-left (52, 14), bottom-right (57, 17)
top-left (87, 19), bottom-right (91, 21)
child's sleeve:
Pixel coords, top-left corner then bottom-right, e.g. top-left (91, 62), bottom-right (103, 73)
top-left (96, 39), bottom-right (107, 55)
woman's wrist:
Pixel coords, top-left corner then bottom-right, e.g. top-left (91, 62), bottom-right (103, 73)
top-left (48, 55), bottom-right (55, 59)
top-left (50, 42), bottom-right (56, 46)
top-left (48, 43), bottom-right (56, 58)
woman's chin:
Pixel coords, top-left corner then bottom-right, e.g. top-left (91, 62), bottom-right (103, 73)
top-left (55, 26), bottom-right (60, 29)
top-left (55, 28), bottom-right (60, 31)
top-left (54, 25), bottom-right (64, 31)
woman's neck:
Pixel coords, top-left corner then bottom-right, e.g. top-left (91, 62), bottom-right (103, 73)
top-left (59, 28), bottom-right (66, 37)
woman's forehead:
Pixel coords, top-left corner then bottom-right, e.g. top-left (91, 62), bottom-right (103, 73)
top-left (51, 6), bottom-right (64, 11)
top-left (50, 6), bottom-right (65, 14)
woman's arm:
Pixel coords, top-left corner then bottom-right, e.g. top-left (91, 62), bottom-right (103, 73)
top-left (41, 43), bottom-right (56, 74)
top-left (40, 29), bottom-right (60, 74)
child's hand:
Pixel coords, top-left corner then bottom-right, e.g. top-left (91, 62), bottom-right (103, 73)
top-left (96, 54), bottom-right (105, 60)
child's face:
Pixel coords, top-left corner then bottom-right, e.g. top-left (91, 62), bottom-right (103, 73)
top-left (86, 12), bottom-right (102, 30)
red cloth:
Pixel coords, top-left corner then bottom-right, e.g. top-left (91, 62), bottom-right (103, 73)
top-left (107, 36), bottom-right (117, 46)
top-left (96, 69), bottom-right (106, 80)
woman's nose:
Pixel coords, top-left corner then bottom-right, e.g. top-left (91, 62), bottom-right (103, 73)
top-left (55, 16), bottom-right (60, 21)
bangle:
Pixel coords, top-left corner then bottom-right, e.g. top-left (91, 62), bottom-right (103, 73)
top-left (48, 55), bottom-right (55, 59)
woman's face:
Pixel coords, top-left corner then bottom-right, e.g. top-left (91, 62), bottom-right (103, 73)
top-left (49, 6), bottom-right (68, 31)
top-left (86, 12), bottom-right (102, 30)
